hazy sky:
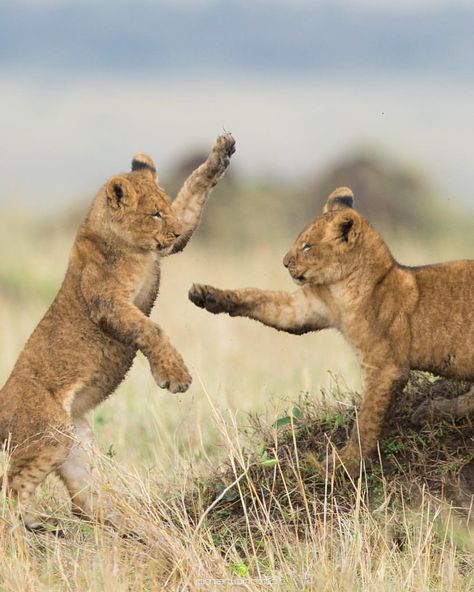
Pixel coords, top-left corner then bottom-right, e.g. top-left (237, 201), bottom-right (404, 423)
top-left (9, 0), bottom-right (474, 7)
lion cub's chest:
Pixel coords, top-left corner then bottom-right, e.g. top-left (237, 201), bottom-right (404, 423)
top-left (133, 253), bottom-right (160, 311)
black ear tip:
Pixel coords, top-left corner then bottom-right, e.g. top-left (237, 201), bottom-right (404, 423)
top-left (332, 187), bottom-right (354, 207)
top-left (324, 187), bottom-right (354, 212)
top-left (333, 195), bottom-right (353, 209)
top-left (131, 160), bottom-right (155, 173)
top-left (131, 152), bottom-right (156, 173)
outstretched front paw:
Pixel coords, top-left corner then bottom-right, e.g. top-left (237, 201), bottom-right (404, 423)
top-left (207, 133), bottom-right (236, 178)
top-left (189, 284), bottom-right (238, 315)
top-left (150, 347), bottom-right (192, 394)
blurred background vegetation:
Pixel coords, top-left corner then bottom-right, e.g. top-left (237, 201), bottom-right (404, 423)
top-left (1, 143), bottom-right (472, 307)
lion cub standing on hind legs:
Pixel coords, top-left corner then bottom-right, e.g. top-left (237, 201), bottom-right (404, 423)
top-left (189, 186), bottom-right (474, 476)
top-left (0, 133), bottom-right (235, 532)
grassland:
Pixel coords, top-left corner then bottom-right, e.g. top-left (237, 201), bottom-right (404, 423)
top-left (0, 206), bottom-right (473, 591)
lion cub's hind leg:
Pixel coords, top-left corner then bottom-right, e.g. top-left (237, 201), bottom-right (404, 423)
top-left (56, 416), bottom-right (101, 522)
top-left (412, 384), bottom-right (474, 424)
top-left (57, 416), bottom-right (128, 532)
top-left (6, 434), bottom-right (72, 532)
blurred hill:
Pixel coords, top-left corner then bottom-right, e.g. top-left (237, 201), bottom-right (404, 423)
top-left (163, 148), bottom-right (471, 247)
top-left (33, 147), bottom-right (472, 250)
top-left (311, 152), bottom-right (442, 232)
top-left (1, 150), bottom-right (470, 327)
top-left (8, 146), bottom-right (462, 305)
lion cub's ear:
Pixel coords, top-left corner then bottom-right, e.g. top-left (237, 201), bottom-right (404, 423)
top-left (323, 187), bottom-right (354, 213)
top-left (331, 211), bottom-right (361, 247)
top-left (131, 153), bottom-right (158, 182)
top-left (106, 176), bottom-right (137, 210)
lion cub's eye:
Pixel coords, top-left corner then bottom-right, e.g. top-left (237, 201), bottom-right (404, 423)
top-left (152, 212), bottom-right (162, 220)
top-left (301, 243), bottom-right (312, 252)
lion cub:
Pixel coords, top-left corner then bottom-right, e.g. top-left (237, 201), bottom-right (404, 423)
top-left (0, 133), bottom-right (235, 530)
top-left (189, 187), bottom-right (474, 475)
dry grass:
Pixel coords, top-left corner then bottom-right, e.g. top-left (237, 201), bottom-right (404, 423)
top-left (0, 212), bottom-right (473, 590)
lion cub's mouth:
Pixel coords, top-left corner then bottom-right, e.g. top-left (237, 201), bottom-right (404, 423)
top-left (156, 237), bottom-right (177, 253)
top-left (291, 273), bottom-right (307, 285)
top-left (156, 242), bottom-right (174, 255)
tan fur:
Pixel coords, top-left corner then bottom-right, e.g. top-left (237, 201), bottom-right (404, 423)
top-left (0, 133), bottom-right (235, 530)
top-left (189, 186), bottom-right (474, 475)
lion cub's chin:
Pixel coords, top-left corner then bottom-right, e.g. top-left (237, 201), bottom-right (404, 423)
top-left (291, 276), bottom-right (307, 286)
top-left (155, 243), bottom-right (175, 256)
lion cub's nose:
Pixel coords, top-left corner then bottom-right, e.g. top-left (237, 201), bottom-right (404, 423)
top-left (171, 221), bottom-right (183, 239)
top-left (283, 252), bottom-right (292, 268)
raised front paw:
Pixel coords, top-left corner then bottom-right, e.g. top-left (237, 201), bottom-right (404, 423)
top-left (150, 348), bottom-right (192, 394)
top-left (188, 283), bottom-right (238, 315)
top-left (207, 133), bottom-right (236, 177)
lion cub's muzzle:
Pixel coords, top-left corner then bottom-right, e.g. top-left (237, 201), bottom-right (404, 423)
top-left (283, 252), bottom-right (307, 285)
top-left (159, 218), bottom-right (183, 247)
top-left (156, 229), bottom-right (182, 253)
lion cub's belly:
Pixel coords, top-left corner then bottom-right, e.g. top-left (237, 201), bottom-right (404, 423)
top-left (409, 263), bottom-right (474, 381)
top-left (70, 380), bottom-right (129, 417)
top-left (410, 328), bottom-right (474, 381)
top-left (55, 337), bottom-right (137, 417)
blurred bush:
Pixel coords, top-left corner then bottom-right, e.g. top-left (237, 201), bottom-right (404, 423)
top-left (310, 151), bottom-right (439, 231)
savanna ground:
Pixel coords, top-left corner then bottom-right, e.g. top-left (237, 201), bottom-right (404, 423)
top-left (0, 180), bottom-right (473, 590)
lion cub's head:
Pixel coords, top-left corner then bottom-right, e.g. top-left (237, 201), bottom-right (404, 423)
top-left (283, 187), bottom-right (366, 285)
top-left (103, 153), bottom-right (183, 253)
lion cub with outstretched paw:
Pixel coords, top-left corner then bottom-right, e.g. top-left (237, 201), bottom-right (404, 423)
top-left (189, 187), bottom-right (473, 475)
top-left (0, 133), bottom-right (235, 531)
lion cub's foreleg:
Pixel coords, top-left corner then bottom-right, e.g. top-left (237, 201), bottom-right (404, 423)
top-left (334, 364), bottom-right (408, 475)
top-left (169, 133), bottom-right (235, 254)
top-left (82, 267), bottom-right (191, 393)
top-left (189, 284), bottom-right (330, 334)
